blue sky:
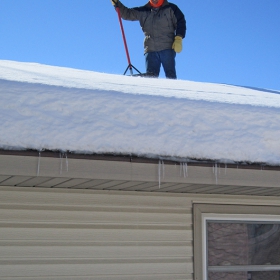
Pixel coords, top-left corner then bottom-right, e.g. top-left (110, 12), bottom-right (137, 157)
top-left (1, 0), bottom-right (280, 90)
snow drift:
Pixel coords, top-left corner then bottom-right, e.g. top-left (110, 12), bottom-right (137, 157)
top-left (0, 60), bottom-right (280, 165)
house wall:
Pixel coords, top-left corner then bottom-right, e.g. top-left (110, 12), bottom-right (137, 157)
top-left (1, 186), bottom-right (280, 280)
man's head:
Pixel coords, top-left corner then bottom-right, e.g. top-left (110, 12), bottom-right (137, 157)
top-left (149, 0), bottom-right (164, 8)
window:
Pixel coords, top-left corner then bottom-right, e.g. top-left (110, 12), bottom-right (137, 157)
top-left (194, 204), bottom-right (280, 280)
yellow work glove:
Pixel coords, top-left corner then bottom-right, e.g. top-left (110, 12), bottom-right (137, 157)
top-left (172, 36), bottom-right (183, 53)
top-left (111, 0), bottom-right (118, 6)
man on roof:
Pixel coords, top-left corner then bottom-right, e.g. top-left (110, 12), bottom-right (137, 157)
top-left (111, 0), bottom-right (186, 79)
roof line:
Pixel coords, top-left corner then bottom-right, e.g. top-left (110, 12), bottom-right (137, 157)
top-left (0, 149), bottom-right (279, 171)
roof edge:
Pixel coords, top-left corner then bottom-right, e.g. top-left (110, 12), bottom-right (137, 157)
top-left (0, 149), bottom-right (279, 171)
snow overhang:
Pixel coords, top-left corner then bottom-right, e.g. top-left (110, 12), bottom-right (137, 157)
top-left (1, 60), bottom-right (280, 166)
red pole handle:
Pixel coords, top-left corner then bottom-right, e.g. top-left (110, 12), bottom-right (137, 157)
top-left (115, 7), bottom-right (132, 71)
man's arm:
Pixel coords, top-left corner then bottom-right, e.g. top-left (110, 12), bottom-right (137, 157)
top-left (170, 4), bottom-right (187, 38)
top-left (111, 0), bottom-right (141, 21)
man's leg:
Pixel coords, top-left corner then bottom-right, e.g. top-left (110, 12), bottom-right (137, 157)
top-left (145, 52), bottom-right (161, 77)
top-left (159, 49), bottom-right (177, 79)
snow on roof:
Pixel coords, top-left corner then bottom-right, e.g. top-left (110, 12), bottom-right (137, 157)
top-left (0, 60), bottom-right (280, 165)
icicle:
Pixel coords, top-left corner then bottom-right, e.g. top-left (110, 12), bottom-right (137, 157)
top-left (180, 162), bottom-right (188, 178)
top-left (37, 150), bottom-right (41, 176)
top-left (65, 152), bottom-right (69, 172)
top-left (213, 163), bottom-right (218, 185)
top-left (185, 163), bottom-right (188, 177)
top-left (158, 160), bottom-right (161, 188)
top-left (60, 152), bottom-right (69, 174)
top-left (60, 153), bottom-right (63, 175)
top-left (158, 160), bottom-right (165, 189)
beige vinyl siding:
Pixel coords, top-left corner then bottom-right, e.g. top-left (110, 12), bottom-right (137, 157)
top-left (0, 187), bottom-right (193, 280)
top-left (2, 187), bottom-right (280, 280)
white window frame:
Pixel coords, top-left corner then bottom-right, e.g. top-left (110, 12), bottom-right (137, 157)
top-left (193, 204), bottom-right (280, 280)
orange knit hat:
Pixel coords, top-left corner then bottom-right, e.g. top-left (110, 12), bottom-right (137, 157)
top-left (149, 0), bottom-right (164, 8)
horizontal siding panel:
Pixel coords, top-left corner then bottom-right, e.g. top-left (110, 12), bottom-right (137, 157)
top-left (0, 187), bottom-right (190, 208)
top-left (0, 262), bottom-right (193, 277)
top-left (0, 227), bottom-right (192, 242)
top-left (0, 223), bottom-right (190, 231)
top-left (0, 203), bottom-right (190, 214)
top-left (0, 258), bottom-right (192, 265)
top-left (0, 209), bottom-right (191, 225)
top-left (1, 245), bottom-right (192, 258)
top-left (0, 240), bottom-right (192, 247)
top-left (0, 275), bottom-right (193, 280)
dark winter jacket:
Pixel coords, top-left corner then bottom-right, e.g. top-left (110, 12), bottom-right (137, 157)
top-left (117, 0), bottom-right (186, 53)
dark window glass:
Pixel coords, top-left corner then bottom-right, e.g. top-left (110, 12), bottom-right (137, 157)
top-left (209, 271), bottom-right (280, 280)
top-left (208, 272), bottom-right (248, 280)
top-left (207, 222), bottom-right (280, 280)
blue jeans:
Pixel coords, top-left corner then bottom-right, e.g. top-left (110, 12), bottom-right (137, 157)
top-left (145, 49), bottom-right (177, 79)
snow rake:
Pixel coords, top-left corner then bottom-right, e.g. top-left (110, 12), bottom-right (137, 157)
top-left (113, 1), bottom-right (142, 76)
